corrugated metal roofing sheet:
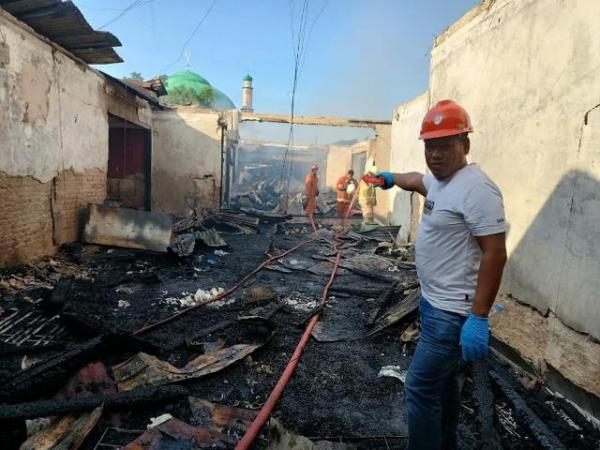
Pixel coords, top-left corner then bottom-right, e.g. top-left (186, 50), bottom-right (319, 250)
top-left (0, 0), bottom-right (122, 64)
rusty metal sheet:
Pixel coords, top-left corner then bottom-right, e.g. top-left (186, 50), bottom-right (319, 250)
top-left (0, 0), bottom-right (122, 64)
top-left (113, 346), bottom-right (260, 391)
top-left (340, 253), bottom-right (397, 272)
top-left (114, 317), bottom-right (275, 390)
top-left (188, 397), bottom-right (257, 433)
top-left (19, 406), bottom-right (103, 450)
top-left (122, 417), bottom-right (235, 450)
top-left (265, 419), bottom-right (356, 450)
top-left (83, 204), bottom-right (173, 252)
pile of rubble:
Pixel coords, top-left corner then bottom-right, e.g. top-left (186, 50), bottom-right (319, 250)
top-left (0, 214), bottom-right (597, 449)
top-left (230, 174), bottom-right (349, 217)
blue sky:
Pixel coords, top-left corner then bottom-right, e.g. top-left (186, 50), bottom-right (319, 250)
top-left (77, 0), bottom-right (479, 143)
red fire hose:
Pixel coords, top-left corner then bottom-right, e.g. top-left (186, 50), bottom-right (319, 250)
top-left (235, 207), bottom-right (353, 449)
top-left (133, 236), bottom-right (316, 336)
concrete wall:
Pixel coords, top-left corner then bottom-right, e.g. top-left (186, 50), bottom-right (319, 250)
top-left (426, 0), bottom-right (600, 404)
top-left (371, 125), bottom-right (392, 222)
top-left (323, 125), bottom-right (392, 223)
top-left (324, 141), bottom-right (370, 189)
top-left (0, 11), bottom-right (109, 266)
top-left (389, 94), bottom-right (429, 242)
top-left (152, 107), bottom-right (224, 216)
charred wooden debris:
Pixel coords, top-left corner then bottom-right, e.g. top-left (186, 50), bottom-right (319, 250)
top-left (0, 217), bottom-right (597, 449)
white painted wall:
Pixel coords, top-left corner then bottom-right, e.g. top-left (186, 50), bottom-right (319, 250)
top-left (428, 0), bottom-right (600, 338)
top-left (324, 141), bottom-right (370, 189)
top-left (0, 11), bottom-right (108, 182)
top-left (389, 93), bottom-right (429, 241)
top-left (152, 108), bottom-right (223, 216)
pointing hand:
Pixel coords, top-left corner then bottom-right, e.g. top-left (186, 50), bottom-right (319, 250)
top-left (376, 172), bottom-right (395, 190)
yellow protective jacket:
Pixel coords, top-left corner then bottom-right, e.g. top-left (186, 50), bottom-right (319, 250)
top-left (358, 179), bottom-right (377, 206)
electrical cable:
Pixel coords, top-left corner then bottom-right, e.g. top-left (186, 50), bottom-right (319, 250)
top-left (279, 0), bottom-right (310, 209)
top-left (98, 0), bottom-right (152, 30)
top-left (159, 0), bottom-right (218, 74)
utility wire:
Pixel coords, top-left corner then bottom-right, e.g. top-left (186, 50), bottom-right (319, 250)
top-left (98, 0), bottom-right (152, 30)
top-left (279, 0), bottom-right (328, 206)
top-left (160, 0), bottom-right (218, 74)
top-left (279, 0), bottom-right (309, 190)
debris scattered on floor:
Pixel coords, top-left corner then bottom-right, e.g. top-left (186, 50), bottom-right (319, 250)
top-left (19, 406), bottom-right (103, 450)
top-left (377, 365), bottom-right (407, 383)
top-left (117, 299), bottom-right (130, 309)
top-left (0, 220), bottom-right (597, 450)
top-left (83, 204), bottom-right (173, 252)
top-left (147, 413), bottom-right (174, 429)
top-left (163, 287), bottom-right (226, 307)
top-left (400, 322), bottom-right (420, 343)
top-left (280, 291), bottom-right (319, 312)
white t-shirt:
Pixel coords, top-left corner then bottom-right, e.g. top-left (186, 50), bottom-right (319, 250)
top-left (416, 164), bottom-right (506, 316)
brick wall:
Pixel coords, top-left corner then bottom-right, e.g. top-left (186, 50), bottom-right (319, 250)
top-left (0, 169), bottom-right (106, 267)
top-left (0, 173), bottom-right (54, 266)
top-left (53, 169), bottom-right (107, 244)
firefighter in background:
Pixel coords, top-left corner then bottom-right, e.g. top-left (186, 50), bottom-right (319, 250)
top-left (359, 165), bottom-right (378, 224)
top-left (336, 169), bottom-right (358, 218)
top-left (304, 163), bottom-right (319, 220)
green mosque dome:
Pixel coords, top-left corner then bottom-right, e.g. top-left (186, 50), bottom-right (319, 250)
top-left (165, 70), bottom-right (211, 90)
top-left (164, 70), bottom-right (235, 110)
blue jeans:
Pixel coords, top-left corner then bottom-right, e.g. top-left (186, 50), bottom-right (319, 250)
top-left (405, 297), bottom-right (466, 450)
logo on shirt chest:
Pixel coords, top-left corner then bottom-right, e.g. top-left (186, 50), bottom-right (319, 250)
top-left (423, 199), bottom-right (435, 215)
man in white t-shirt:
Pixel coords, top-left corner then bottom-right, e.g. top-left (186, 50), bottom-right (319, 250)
top-left (377, 100), bottom-right (507, 450)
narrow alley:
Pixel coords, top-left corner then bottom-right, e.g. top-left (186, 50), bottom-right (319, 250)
top-left (1, 0), bottom-right (599, 449)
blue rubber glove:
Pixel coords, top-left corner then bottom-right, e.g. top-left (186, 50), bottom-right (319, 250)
top-left (459, 314), bottom-right (489, 362)
top-left (377, 172), bottom-right (395, 190)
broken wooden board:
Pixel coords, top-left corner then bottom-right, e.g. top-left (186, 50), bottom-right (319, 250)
top-left (19, 406), bottom-right (103, 450)
top-left (0, 385), bottom-right (188, 420)
top-left (367, 288), bottom-right (421, 336)
top-left (1, 336), bottom-right (106, 403)
top-left (83, 204), bottom-right (173, 252)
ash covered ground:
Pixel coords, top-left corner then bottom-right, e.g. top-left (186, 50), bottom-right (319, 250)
top-left (0, 222), bottom-right (597, 449)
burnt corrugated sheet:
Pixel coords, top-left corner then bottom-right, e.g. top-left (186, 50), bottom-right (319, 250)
top-left (0, 0), bottom-right (122, 64)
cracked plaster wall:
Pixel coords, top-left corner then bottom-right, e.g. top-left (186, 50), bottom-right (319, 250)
top-left (389, 93), bottom-right (429, 242)
top-left (0, 14), bottom-right (110, 266)
top-left (428, 0), bottom-right (600, 340)
top-left (0, 13), bottom-right (108, 183)
top-left (152, 108), bottom-right (223, 216)
top-left (411, 0), bottom-right (600, 408)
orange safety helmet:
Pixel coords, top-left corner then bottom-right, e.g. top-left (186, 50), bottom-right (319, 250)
top-left (419, 99), bottom-right (473, 140)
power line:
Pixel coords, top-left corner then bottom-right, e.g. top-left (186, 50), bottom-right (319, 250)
top-left (160, 0), bottom-right (218, 74)
top-left (279, 0), bottom-right (328, 206)
top-left (98, 0), bottom-right (152, 30)
top-left (279, 0), bottom-right (310, 198)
